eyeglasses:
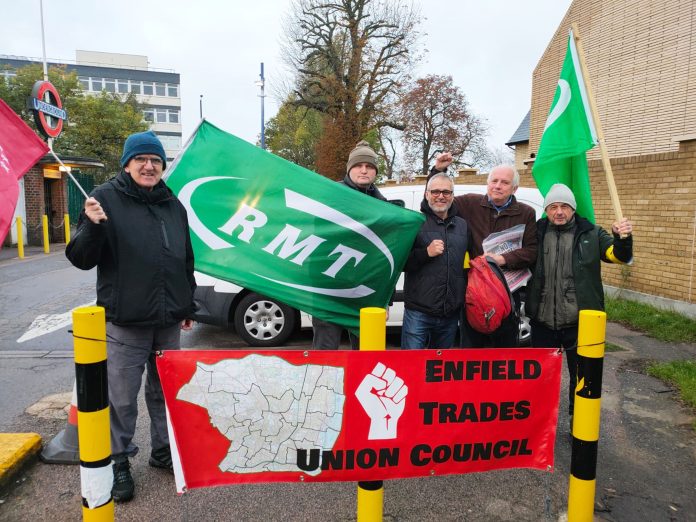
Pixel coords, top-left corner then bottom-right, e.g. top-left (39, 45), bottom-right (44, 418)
top-left (132, 156), bottom-right (163, 167)
top-left (428, 189), bottom-right (453, 197)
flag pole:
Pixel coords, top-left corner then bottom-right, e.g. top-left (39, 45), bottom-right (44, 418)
top-left (48, 148), bottom-right (90, 199)
top-left (571, 23), bottom-right (624, 223)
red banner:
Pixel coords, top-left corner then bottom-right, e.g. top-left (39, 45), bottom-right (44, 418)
top-left (157, 348), bottom-right (561, 491)
top-left (0, 99), bottom-right (49, 245)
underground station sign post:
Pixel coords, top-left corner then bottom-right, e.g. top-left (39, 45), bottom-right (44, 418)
top-left (27, 80), bottom-right (67, 139)
top-left (158, 348), bottom-right (562, 491)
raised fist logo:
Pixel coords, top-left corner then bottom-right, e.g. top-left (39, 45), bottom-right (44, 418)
top-left (355, 362), bottom-right (408, 440)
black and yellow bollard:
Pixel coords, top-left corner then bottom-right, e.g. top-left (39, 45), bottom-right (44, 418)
top-left (567, 309), bottom-right (606, 521)
top-left (73, 306), bottom-right (114, 521)
top-left (356, 307), bottom-right (386, 522)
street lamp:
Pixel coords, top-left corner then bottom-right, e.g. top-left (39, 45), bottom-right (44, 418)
top-left (199, 94), bottom-right (203, 120)
top-left (255, 62), bottom-right (266, 149)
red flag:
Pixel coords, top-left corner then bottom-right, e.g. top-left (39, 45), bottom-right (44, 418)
top-left (0, 98), bottom-right (49, 246)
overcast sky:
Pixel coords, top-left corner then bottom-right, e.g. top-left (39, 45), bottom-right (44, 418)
top-left (2, 0), bottom-right (571, 150)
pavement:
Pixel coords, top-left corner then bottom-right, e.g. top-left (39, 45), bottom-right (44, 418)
top-left (1, 243), bottom-right (695, 520)
top-left (0, 243), bottom-right (67, 492)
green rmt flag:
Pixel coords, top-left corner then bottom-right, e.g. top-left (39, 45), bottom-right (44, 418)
top-left (533, 28), bottom-right (598, 223)
top-left (165, 121), bottom-right (424, 334)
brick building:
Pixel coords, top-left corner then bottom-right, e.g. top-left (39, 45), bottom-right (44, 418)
top-left (507, 0), bottom-right (696, 313)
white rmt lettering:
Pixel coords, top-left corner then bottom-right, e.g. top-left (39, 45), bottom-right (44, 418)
top-left (262, 224), bottom-right (326, 266)
top-left (218, 204), bottom-right (268, 242)
top-left (323, 244), bottom-right (366, 278)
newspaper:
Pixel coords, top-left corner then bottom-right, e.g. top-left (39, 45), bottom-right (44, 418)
top-left (481, 224), bottom-right (531, 293)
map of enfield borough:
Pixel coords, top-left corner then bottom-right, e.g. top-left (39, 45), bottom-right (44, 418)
top-left (177, 355), bottom-right (346, 475)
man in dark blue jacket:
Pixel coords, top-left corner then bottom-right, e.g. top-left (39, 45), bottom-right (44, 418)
top-left (402, 173), bottom-right (470, 349)
top-left (66, 131), bottom-right (196, 502)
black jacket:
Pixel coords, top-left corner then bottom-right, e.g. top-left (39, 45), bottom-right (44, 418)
top-left (66, 170), bottom-right (196, 327)
top-left (403, 200), bottom-right (470, 317)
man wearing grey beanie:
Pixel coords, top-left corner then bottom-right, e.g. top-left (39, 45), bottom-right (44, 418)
top-left (525, 183), bottom-right (633, 433)
top-left (312, 140), bottom-right (387, 349)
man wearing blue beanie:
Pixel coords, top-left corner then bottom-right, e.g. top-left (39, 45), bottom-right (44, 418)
top-left (66, 130), bottom-right (196, 502)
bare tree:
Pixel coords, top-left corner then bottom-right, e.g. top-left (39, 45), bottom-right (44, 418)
top-left (282, 0), bottom-right (421, 178)
top-left (399, 74), bottom-right (488, 176)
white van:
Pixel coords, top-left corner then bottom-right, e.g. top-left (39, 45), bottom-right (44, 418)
top-left (193, 183), bottom-right (544, 347)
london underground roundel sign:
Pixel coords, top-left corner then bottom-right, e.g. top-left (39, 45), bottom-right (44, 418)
top-left (28, 80), bottom-right (67, 139)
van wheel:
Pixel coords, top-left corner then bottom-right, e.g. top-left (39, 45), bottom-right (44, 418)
top-left (233, 293), bottom-right (296, 347)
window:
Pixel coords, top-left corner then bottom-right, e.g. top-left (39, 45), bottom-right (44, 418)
top-left (104, 79), bottom-right (116, 93)
top-left (143, 110), bottom-right (154, 122)
top-left (130, 81), bottom-right (141, 94)
top-left (156, 109), bottom-right (167, 123)
top-left (158, 135), bottom-right (182, 150)
top-left (155, 82), bottom-right (166, 96)
top-left (91, 78), bottom-right (103, 91)
top-left (143, 82), bottom-right (153, 95)
top-left (78, 77), bottom-right (89, 90)
top-left (167, 84), bottom-right (178, 97)
top-left (168, 110), bottom-right (179, 123)
top-left (117, 80), bottom-right (129, 94)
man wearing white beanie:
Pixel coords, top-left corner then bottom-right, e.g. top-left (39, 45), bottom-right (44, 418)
top-left (525, 183), bottom-right (633, 432)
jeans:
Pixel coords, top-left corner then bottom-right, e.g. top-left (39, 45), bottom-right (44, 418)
top-left (531, 320), bottom-right (578, 415)
top-left (401, 308), bottom-right (460, 349)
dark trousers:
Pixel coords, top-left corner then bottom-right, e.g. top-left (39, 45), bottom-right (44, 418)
top-left (106, 322), bottom-right (181, 457)
top-left (531, 320), bottom-right (578, 415)
top-left (311, 317), bottom-right (359, 349)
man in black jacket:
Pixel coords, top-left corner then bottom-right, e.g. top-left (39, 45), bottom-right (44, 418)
top-left (402, 174), bottom-right (469, 349)
top-left (312, 140), bottom-right (387, 349)
top-left (66, 131), bottom-right (196, 502)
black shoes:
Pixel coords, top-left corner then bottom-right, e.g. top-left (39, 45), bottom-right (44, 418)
top-left (149, 446), bottom-right (173, 472)
top-left (111, 447), bottom-right (172, 502)
top-left (112, 456), bottom-right (134, 503)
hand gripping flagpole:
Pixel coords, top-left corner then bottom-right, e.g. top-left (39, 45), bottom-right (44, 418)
top-left (356, 307), bottom-right (386, 522)
top-left (570, 23), bottom-right (624, 226)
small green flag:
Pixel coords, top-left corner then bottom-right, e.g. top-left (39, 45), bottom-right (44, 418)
top-left (533, 29), bottom-right (598, 223)
top-left (165, 121), bottom-right (424, 334)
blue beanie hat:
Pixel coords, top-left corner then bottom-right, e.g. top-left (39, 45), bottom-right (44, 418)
top-left (120, 131), bottom-right (167, 169)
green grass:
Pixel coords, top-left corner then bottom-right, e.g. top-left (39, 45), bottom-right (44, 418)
top-left (647, 361), bottom-right (696, 427)
top-left (605, 297), bottom-right (696, 343)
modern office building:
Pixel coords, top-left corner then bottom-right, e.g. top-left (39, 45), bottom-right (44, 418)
top-left (1, 50), bottom-right (182, 160)
top-left (1, 50), bottom-right (182, 247)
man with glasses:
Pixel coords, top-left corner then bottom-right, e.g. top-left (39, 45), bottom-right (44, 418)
top-left (66, 130), bottom-right (196, 502)
top-left (401, 173), bottom-right (470, 349)
top-left (430, 157), bottom-right (538, 347)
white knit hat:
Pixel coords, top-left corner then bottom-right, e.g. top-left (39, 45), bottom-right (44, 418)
top-left (543, 183), bottom-right (576, 210)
